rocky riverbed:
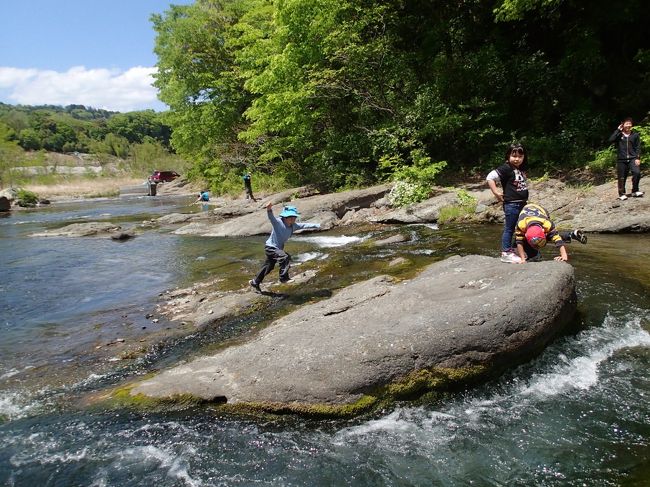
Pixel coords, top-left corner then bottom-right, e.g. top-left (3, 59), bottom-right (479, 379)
top-left (22, 176), bottom-right (649, 416)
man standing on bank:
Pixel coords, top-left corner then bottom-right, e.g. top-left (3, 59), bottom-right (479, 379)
top-left (243, 172), bottom-right (257, 201)
top-left (609, 117), bottom-right (643, 201)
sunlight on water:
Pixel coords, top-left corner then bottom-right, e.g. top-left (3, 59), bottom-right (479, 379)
top-left (1, 199), bottom-right (649, 486)
top-left (293, 251), bottom-right (327, 263)
top-left (408, 223), bottom-right (439, 230)
top-left (293, 235), bottom-right (366, 247)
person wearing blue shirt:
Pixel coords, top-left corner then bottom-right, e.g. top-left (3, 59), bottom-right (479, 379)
top-left (194, 190), bottom-right (210, 203)
top-left (249, 202), bottom-right (320, 292)
top-left (243, 173), bottom-right (256, 201)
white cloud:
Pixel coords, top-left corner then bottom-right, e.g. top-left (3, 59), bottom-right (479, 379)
top-left (0, 66), bottom-right (166, 112)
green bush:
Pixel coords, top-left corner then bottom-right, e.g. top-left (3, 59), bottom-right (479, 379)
top-left (382, 149), bottom-right (448, 207)
top-left (438, 189), bottom-right (478, 223)
top-left (587, 147), bottom-right (615, 173)
top-left (387, 181), bottom-right (430, 207)
top-left (16, 189), bottom-right (39, 206)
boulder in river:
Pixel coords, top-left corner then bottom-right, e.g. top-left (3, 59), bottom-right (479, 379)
top-left (31, 222), bottom-right (122, 237)
top-left (0, 196), bottom-right (10, 212)
top-left (128, 254), bottom-right (577, 417)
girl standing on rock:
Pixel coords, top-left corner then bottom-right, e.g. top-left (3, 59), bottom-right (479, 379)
top-left (249, 202), bottom-right (320, 292)
top-left (486, 143), bottom-right (529, 263)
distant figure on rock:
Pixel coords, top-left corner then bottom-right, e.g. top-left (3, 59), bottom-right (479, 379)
top-left (513, 203), bottom-right (587, 263)
top-left (194, 189), bottom-right (210, 211)
top-left (608, 117), bottom-right (643, 201)
top-left (243, 173), bottom-right (256, 201)
top-left (249, 202), bottom-right (320, 292)
top-left (194, 190), bottom-right (210, 203)
top-left (486, 143), bottom-right (529, 264)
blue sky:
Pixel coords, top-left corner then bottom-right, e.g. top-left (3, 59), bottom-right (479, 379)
top-left (0, 0), bottom-right (193, 112)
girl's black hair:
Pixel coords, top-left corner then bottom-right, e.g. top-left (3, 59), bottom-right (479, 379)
top-left (504, 142), bottom-right (528, 167)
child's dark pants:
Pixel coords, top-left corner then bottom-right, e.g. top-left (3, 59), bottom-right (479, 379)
top-left (254, 246), bottom-right (291, 284)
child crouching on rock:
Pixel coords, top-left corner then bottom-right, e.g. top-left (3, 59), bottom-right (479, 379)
top-left (513, 203), bottom-right (587, 263)
top-left (249, 202), bottom-right (321, 292)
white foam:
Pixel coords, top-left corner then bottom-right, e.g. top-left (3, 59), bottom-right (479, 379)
top-left (410, 249), bottom-right (436, 255)
top-left (110, 445), bottom-right (201, 487)
top-left (293, 235), bottom-right (366, 247)
top-left (0, 391), bottom-right (41, 420)
top-left (519, 315), bottom-right (650, 398)
top-left (0, 365), bottom-right (34, 380)
top-left (408, 223), bottom-right (439, 230)
top-left (71, 373), bottom-right (109, 388)
top-left (333, 311), bottom-right (650, 452)
top-left (293, 252), bottom-right (327, 263)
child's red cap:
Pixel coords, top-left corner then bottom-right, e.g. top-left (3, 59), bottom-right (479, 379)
top-left (525, 224), bottom-right (546, 248)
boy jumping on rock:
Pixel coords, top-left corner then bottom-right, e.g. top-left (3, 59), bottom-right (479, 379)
top-left (249, 202), bottom-right (321, 292)
top-left (513, 203), bottom-right (588, 263)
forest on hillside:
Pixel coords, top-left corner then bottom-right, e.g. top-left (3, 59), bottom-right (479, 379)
top-left (0, 103), bottom-right (171, 155)
top-left (0, 103), bottom-right (184, 186)
top-left (152, 0), bottom-right (650, 195)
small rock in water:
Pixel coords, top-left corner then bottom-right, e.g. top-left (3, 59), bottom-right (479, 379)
top-left (145, 313), bottom-right (154, 319)
top-left (152, 318), bottom-right (159, 323)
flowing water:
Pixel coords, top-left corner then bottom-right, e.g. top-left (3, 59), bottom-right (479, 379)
top-left (1, 196), bottom-right (649, 486)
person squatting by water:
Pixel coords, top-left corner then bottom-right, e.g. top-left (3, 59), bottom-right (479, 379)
top-left (243, 173), bottom-right (256, 201)
top-left (195, 190), bottom-right (210, 203)
top-left (512, 203), bottom-right (588, 263)
top-left (486, 143), bottom-right (529, 264)
top-left (249, 202), bottom-right (320, 292)
top-left (609, 117), bottom-right (643, 201)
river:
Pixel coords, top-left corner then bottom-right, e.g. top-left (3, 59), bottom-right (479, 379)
top-left (1, 195), bottom-right (649, 486)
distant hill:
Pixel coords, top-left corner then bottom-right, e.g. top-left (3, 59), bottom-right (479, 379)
top-left (0, 102), bottom-right (171, 154)
top-left (0, 103), bottom-right (187, 187)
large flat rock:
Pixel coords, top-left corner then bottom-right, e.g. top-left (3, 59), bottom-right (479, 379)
top-left (173, 185), bottom-right (391, 236)
top-left (131, 255), bottom-right (576, 412)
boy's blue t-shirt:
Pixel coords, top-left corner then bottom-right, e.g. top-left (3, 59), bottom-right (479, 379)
top-left (265, 209), bottom-right (320, 249)
top-left (200, 192), bottom-right (209, 201)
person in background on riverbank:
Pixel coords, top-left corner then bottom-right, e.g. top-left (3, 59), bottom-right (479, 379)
top-left (513, 203), bottom-right (588, 263)
top-left (194, 189), bottom-right (210, 203)
top-left (243, 173), bottom-right (256, 201)
top-left (249, 202), bottom-right (320, 292)
top-left (609, 117), bottom-right (643, 200)
top-left (486, 143), bottom-right (530, 263)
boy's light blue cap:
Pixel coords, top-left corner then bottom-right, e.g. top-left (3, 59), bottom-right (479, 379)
top-left (279, 205), bottom-right (300, 218)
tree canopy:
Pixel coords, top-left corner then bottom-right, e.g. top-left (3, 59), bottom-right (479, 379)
top-left (149, 0), bottom-right (648, 189)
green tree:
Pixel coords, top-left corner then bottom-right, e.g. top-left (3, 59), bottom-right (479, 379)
top-left (18, 128), bottom-right (41, 151)
top-left (0, 122), bottom-right (24, 186)
top-left (106, 110), bottom-right (171, 146)
top-left (152, 1), bottom-right (249, 165)
top-left (103, 133), bottom-right (130, 158)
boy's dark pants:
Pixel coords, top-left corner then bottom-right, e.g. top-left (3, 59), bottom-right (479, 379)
top-left (617, 160), bottom-right (641, 195)
top-left (254, 245), bottom-right (291, 284)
